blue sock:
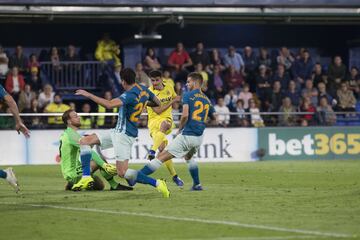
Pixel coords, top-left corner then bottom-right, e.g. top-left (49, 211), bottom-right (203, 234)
top-left (125, 169), bottom-right (157, 187)
top-left (0, 169), bottom-right (6, 179)
top-left (140, 159), bottom-right (162, 175)
top-left (80, 146), bottom-right (92, 176)
top-left (187, 159), bottom-right (200, 186)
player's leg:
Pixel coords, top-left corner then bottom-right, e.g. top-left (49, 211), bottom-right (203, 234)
top-left (113, 132), bottom-right (169, 198)
top-left (148, 120), bottom-right (170, 160)
top-left (0, 168), bottom-right (20, 193)
top-left (159, 140), bottom-right (184, 187)
top-left (184, 148), bottom-right (202, 191)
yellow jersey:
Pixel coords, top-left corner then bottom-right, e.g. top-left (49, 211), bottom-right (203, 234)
top-left (147, 81), bottom-right (176, 122)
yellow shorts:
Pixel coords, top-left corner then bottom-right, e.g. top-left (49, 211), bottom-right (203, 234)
top-left (148, 118), bottom-right (175, 138)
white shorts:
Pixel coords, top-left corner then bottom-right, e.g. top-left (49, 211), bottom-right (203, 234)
top-left (96, 129), bottom-right (135, 161)
top-left (165, 134), bottom-right (203, 159)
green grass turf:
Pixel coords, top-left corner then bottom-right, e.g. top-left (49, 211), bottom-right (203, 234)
top-left (0, 161), bottom-right (360, 240)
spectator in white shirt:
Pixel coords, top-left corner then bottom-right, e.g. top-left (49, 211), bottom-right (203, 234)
top-left (238, 83), bottom-right (253, 109)
top-left (224, 89), bottom-right (238, 111)
top-left (214, 97), bottom-right (230, 127)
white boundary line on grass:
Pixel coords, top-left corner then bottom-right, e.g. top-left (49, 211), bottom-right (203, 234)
top-left (182, 236), bottom-right (322, 240)
top-left (0, 202), bottom-right (354, 239)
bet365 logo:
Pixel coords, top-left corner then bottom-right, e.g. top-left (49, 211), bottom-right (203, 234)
top-left (269, 133), bottom-right (360, 156)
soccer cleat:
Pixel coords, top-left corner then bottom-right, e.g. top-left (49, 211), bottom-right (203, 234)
top-left (110, 183), bottom-right (133, 191)
top-left (191, 184), bottom-right (203, 191)
top-left (103, 163), bottom-right (117, 176)
top-left (4, 168), bottom-right (20, 193)
top-left (71, 176), bottom-right (95, 191)
top-left (147, 150), bottom-right (156, 161)
top-left (126, 178), bottom-right (137, 187)
top-left (156, 179), bottom-right (170, 198)
top-left (172, 175), bottom-right (184, 187)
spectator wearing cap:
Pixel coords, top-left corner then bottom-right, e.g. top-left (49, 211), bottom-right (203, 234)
top-left (223, 45), bottom-right (245, 74)
top-left (292, 49), bottom-right (314, 89)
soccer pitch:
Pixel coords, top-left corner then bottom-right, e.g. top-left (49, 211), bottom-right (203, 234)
top-left (0, 161), bottom-right (359, 240)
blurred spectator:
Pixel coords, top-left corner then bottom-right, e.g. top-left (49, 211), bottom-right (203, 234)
top-left (96, 91), bottom-right (118, 128)
top-left (238, 83), bottom-right (253, 109)
top-left (292, 49), bottom-right (313, 87)
top-left (317, 96), bottom-right (336, 126)
top-left (317, 82), bottom-right (333, 105)
top-left (9, 45), bottom-right (28, 73)
top-left (328, 56), bottom-right (347, 94)
top-left (80, 103), bottom-right (94, 129)
top-left (335, 82), bottom-right (356, 112)
top-left (22, 98), bottom-right (43, 128)
top-left (269, 81), bottom-right (283, 112)
top-left (272, 64), bottom-right (290, 91)
top-left (5, 66), bottom-right (25, 102)
top-left (101, 62), bottom-right (123, 96)
top-left (44, 94), bottom-right (70, 127)
top-left (135, 62), bottom-right (151, 87)
top-left (211, 64), bottom-right (226, 99)
top-left (190, 41), bottom-right (210, 70)
top-left (214, 98), bottom-right (230, 127)
top-left (172, 101), bottom-right (181, 124)
top-left (163, 69), bottom-right (175, 87)
top-left (27, 69), bottom-right (43, 93)
top-left (0, 45), bottom-right (9, 82)
top-left (175, 82), bottom-right (184, 97)
top-left (224, 65), bottom-right (244, 92)
top-left (300, 97), bottom-right (316, 125)
top-left (347, 66), bottom-right (359, 92)
top-left (95, 33), bottom-right (121, 66)
top-left (223, 45), bottom-right (244, 74)
top-left (255, 64), bottom-right (271, 101)
top-left (143, 47), bottom-right (161, 72)
top-left (278, 97), bottom-right (297, 126)
top-left (167, 42), bottom-right (193, 82)
top-left (312, 63), bottom-right (327, 86)
top-left (28, 53), bottom-right (40, 74)
top-left (38, 84), bottom-right (55, 110)
top-left (301, 79), bottom-right (318, 107)
top-left (50, 46), bottom-right (62, 71)
top-left (209, 48), bottom-right (225, 72)
top-left (248, 98), bottom-right (264, 127)
top-left (64, 45), bottom-right (80, 61)
top-left (224, 89), bottom-right (238, 112)
top-left (195, 63), bottom-right (209, 91)
top-left (68, 102), bottom-right (76, 111)
top-left (284, 80), bottom-right (301, 107)
top-left (257, 47), bottom-right (272, 70)
top-left (243, 46), bottom-right (258, 85)
top-left (276, 47), bottom-right (295, 72)
top-left (18, 84), bottom-right (36, 112)
top-left (235, 99), bottom-right (249, 127)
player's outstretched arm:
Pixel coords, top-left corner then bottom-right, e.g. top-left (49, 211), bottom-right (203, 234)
top-left (4, 94), bottom-right (30, 138)
top-left (152, 96), bottom-right (181, 114)
top-left (146, 95), bottom-right (161, 107)
top-left (75, 89), bottom-right (122, 109)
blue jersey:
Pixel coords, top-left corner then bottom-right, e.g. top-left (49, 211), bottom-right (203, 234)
top-left (182, 89), bottom-right (215, 136)
top-left (115, 84), bottom-right (155, 137)
top-left (0, 84), bottom-right (7, 100)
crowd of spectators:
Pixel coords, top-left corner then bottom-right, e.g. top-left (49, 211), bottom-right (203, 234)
top-left (0, 35), bottom-right (360, 129)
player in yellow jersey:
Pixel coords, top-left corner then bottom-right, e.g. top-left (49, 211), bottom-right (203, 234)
top-left (146, 70), bottom-right (184, 187)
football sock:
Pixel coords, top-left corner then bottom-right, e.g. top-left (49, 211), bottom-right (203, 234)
top-left (80, 145), bottom-right (92, 176)
top-left (0, 169), bottom-right (6, 179)
top-left (140, 158), bottom-right (162, 175)
top-left (186, 158), bottom-right (200, 186)
top-left (164, 159), bottom-right (177, 177)
top-left (100, 169), bottom-right (118, 189)
top-left (91, 150), bottom-right (105, 168)
top-left (124, 169), bottom-right (157, 187)
top-left (151, 131), bottom-right (166, 152)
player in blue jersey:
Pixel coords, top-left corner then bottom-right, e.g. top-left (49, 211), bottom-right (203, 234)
top-left (0, 84), bottom-right (30, 193)
top-left (75, 68), bottom-right (170, 198)
top-left (139, 72), bottom-right (217, 190)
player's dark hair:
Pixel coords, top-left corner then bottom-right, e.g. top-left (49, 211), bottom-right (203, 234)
top-left (62, 109), bottom-right (74, 125)
top-left (120, 68), bottom-right (136, 85)
top-left (149, 70), bottom-right (162, 79)
top-left (188, 72), bottom-right (203, 84)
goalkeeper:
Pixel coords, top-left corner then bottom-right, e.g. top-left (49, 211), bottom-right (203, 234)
top-left (60, 109), bottom-right (132, 191)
